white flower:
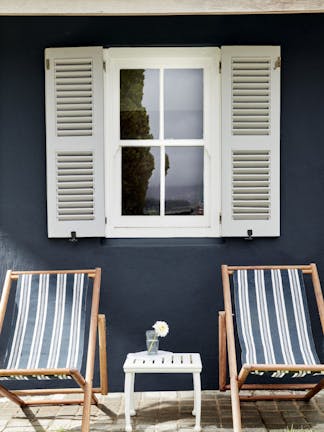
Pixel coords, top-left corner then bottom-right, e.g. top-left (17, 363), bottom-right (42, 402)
top-left (153, 321), bottom-right (169, 338)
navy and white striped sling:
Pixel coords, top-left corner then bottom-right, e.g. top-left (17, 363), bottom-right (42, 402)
top-left (0, 273), bottom-right (90, 379)
top-left (233, 269), bottom-right (323, 378)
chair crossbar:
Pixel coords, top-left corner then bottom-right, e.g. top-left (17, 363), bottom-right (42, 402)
top-left (23, 398), bottom-right (97, 406)
top-left (225, 383), bottom-right (317, 391)
top-left (242, 364), bottom-right (324, 373)
top-left (227, 265), bottom-right (313, 274)
top-left (0, 368), bottom-right (72, 376)
top-left (11, 270), bottom-right (96, 276)
top-left (13, 387), bottom-right (101, 396)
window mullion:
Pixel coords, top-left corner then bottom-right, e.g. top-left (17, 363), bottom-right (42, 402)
top-left (160, 68), bottom-right (165, 216)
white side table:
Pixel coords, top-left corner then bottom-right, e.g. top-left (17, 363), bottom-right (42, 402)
top-left (123, 351), bottom-right (202, 432)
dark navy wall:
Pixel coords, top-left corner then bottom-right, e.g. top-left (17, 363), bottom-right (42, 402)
top-left (0, 14), bottom-right (324, 392)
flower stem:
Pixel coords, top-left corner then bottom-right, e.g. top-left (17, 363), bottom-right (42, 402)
top-left (148, 333), bottom-right (158, 354)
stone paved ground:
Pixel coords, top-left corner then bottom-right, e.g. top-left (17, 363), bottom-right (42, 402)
top-left (0, 391), bottom-right (323, 431)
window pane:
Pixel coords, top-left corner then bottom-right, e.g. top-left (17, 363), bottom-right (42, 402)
top-left (122, 147), bottom-right (160, 215)
top-left (164, 69), bottom-right (203, 139)
top-left (120, 69), bottom-right (159, 139)
top-left (165, 147), bottom-right (204, 215)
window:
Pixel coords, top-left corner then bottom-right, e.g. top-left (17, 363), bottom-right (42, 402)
top-left (105, 48), bottom-right (220, 237)
top-left (45, 45), bottom-right (280, 239)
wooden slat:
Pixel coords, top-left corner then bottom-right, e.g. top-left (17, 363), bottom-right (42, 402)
top-left (1, 0), bottom-right (324, 16)
top-left (13, 388), bottom-right (101, 396)
top-left (227, 264), bottom-right (312, 274)
top-left (0, 270), bottom-right (12, 333)
top-left (225, 383), bottom-right (317, 390)
top-left (221, 265), bottom-right (242, 432)
top-left (98, 314), bottom-right (108, 395)
top-left (247, 364), bottom-right (324, 372)
top-left (310, 263), bottom-right (324, 333)
top-left (304, 378), bottom-right (324, 400)
top-left (0, 368), bottom-right (71, 376)
top-left (24, 398), bottom-right (91, 406)
top-left (0, 383), bottom-right (26, 407)
top-left (237, 366), bottom-right (250, 390)
top-left (82, 267), bottom-right (101, 432)
top-left (11, 269), bottom-right (95, 277)
top-left (218, 311), bottom-right (227, 391)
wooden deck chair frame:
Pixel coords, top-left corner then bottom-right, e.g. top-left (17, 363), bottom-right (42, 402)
top-left (219, 263), bottom-right (324, 432)
top-left (0, 268), bottom-right (108, 432)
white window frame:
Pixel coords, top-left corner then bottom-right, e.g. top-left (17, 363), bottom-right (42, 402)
top-left (104, 47), bottom-right (221, 238)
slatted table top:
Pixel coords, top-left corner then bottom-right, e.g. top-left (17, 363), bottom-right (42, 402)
top-left (123, 351), bottom-right (202, 373)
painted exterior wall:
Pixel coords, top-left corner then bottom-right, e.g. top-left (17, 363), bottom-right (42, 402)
top-left (0, 14), bottom-right (323, 392)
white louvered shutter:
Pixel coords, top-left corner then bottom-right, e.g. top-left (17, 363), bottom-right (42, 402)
top-left (45, 47), bottom-right (105, 238)
top-left (221, 46), bottom-right (280, 237)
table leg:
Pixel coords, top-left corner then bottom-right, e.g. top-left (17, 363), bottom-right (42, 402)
top-left (193, 372), bottom-right (201, 432)
top-left (124, 372), bottom-right (132, 432)
top-left (130, 372), bottom-right (136, 416)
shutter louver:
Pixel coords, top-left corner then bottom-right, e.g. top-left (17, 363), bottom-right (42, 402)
top-left (55, 59), bottom-right (94, 137)
top-left (232, 150), bottom-right (270, 220)
top-left (232, 58), bottom-right (271, 136)
top-left (56, 152), bottom-right (95, 221)
top-left (45, 47), bottom-right (105, 238)
top-left (221, 46), bottom-right (280, 237)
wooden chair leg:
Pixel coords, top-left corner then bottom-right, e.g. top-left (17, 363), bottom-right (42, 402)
top-left (0, 383), bottom-right (26, 407)
top-left (218, 311), bottom-right (227, 391)
top-left (98, 314), bottom-right (108, 395)
top-left (230, 377), bottom-right (242, 432)
top-left (303, 378), bottom-right (324, 401)
top-left (81, 382), bottom-right (93, 432)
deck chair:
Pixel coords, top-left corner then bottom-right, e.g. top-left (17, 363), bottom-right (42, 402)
top-left (219, 264), bottom-right (324, 432)
top-left (0, 268), bottom-right (108, 432)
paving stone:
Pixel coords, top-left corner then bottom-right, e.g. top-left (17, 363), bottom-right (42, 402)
top-left (4, 427), bottom-right (37, 432)
top-left (0, 390), bottom-right (323, 431)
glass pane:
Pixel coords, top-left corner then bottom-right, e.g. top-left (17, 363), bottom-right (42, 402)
top-left (165, 147), bottom-right (204, 215)
top-left (122, 147), bottom-right (160, 215)
top-left (120, 69), bottom-right (159, 139)
top-left (164, 69), bottom-right (203, 139)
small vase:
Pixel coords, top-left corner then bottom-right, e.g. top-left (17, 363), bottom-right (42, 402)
top-left (146, 330), bottom-right (159, 355)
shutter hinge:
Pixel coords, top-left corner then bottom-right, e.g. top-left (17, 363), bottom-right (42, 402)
top-left (105, 216), bottom-right (107, 224)
top-left (46, 58), bottom-right (50, 70)
top-left (274, 56), bottom-right (281, 70)
top-left (219, 212), bottom-right (222, 224)
top-left (103, 60), bottom-right (106, 72)
top-left (219, 60), bottom-right (222, 74)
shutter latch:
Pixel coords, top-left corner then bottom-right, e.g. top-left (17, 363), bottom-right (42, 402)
top-left (244, 229), bottom-right (253, 241)
top-left (69, 231), bottom-right (78, 242)
top-left (274, 57), bottom-right (281, 70)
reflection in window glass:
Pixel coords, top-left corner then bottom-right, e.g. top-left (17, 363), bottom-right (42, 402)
top-left (164, 69), bottom-right (203, 139)
top-left (122, 147), bottom-right (160, 215)
top-left (120, 69), bottom-right (159, 140)
top-left (165, 147), bottom-right (204, 215)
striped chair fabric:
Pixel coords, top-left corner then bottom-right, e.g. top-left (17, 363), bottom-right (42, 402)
top-left (233, 269), bottom-right (322, 378)
top-left (0, 273), bottom-right (90, 379)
